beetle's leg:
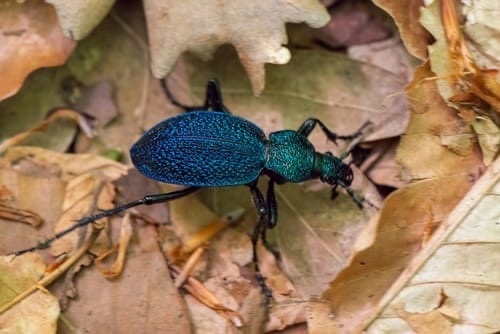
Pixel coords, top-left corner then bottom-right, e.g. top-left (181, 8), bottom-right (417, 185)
top-left (297, 119), bottom-right (372, 145)
top-left (160, 79), bottom-right (199, 112)
top-left (12, 187), bottom-right (200, 256)
top-left (160, 79), bottom-right (230, 113)
top-left (266, 179), bottom-right (277, 228)
top-left (247, 182), bottom-right (272, 299)
top-left (262, 179), bottom-right (281, 259)
top-left (202, 79), bottom-right (230, 113)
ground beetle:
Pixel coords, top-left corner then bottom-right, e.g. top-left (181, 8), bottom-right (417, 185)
top-left (14, 79), bottom-right (369, 298)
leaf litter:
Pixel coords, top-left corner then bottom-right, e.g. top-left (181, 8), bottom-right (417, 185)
top-left (1, 0), bottom-right (498, 332)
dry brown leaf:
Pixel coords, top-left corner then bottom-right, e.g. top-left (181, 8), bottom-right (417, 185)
top-left (2, 146), bottom-right (127, 256)
top-left (0, 253), bottom-right (60, 333)
top-left (0, 204), bottom-right (43, 227)
top-left (398, 62), bottom-right (483, 180)
top-left (0, 160), bottom-right (65, 256)
top-left (0, 0), bottom-right (75, 100)
top-left (143, 0), bottom-right (330, 95)
top-left (308, 173), bottom-right (474, 333)
top-left (367, 157), bottom-right (500, 332)
top-left (57, 239), bottom-right (190, 333)
top-left (50, 174), bottom-right (116, 256)
top-left (372, 0), bottom-right (432, 60)
top-left (4, 146), bottom-right (127, 182)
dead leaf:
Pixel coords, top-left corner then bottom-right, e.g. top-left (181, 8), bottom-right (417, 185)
top-left (372, 0), bottom-right (433, 60)
top-left (0, 108), bottom-right (94, 154)
top-left (309, 173), bottom-right (474, 333)
top-left (361, 139), bottom-right (405, 188)
top-left (315, 0), bottom-right (391, 48)
top-left (56, 239), bottom-right (190, 333)
top-left (348, 37), bottom-right (417, 82)
top-left (0, 0), bottom-right (75, 100)
top-left (0, 204), bottom-right (43, 227)
top-left (143, 0), bottom-right (330, 95)
top-left (0, 253), bottom-right (60, 333)
top-left (398, 62), bottom-right (483, 180)
top-left (2, 147), bottom-right (127, 256)
top-left (4, 146), bottom-right (127, 182)
top-left (367, 157), bottom-right (500, 333)
top-left (94, 213), bottom-right (133, 278)
top-left (418, 0), bottom-right (500, 165)
top-left (462, 0), bottom-right (500, 66)
top-left (472, 116), bottom-right (500, 165)
top-left (0, 160), bottom-right (65, 256)
top-left (45, 0), bottom-right (116, 40)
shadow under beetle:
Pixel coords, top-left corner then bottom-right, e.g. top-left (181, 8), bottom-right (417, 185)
top-left (14, 79), bottom-right (369, 298)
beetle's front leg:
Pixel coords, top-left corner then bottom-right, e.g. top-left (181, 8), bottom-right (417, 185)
top-left (297, 118), bottom-right (372, 144)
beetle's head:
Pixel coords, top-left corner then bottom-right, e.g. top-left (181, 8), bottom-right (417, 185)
top-left (318, 152), bottom-right (353, 191)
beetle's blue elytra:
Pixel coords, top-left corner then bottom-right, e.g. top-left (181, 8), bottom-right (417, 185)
top-left (130, 111), bottom-right (267, 187)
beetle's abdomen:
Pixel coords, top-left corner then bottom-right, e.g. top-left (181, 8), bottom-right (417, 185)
top-left (265, 130), bottom-right (315, 183)
top-left (130, 112), bottom-right (267, 187)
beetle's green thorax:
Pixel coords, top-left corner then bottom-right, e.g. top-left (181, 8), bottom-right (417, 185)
top-left (264, 130), bottom-right (315, 183)
top-left (264, 130), bottom-right (353, 188)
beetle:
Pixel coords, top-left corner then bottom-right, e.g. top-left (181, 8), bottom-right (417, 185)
top-left (14, 79), bottom-right (369, 298)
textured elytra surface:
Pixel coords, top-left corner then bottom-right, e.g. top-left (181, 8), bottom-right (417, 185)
top-left (130, 111), bottom-right (267, 186)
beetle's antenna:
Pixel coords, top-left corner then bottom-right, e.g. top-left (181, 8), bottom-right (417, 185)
top-left (12, 187), bottom-right (200, 256)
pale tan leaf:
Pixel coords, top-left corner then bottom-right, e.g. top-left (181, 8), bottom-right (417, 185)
top-left (4, 146), bottom-right (127, 182)
top-left (309, 173), bottom-right (473, 333)
top-left (397, 63), bottom-right (483, 181)
top-left (0, 162), bottom-right (65, 255)
top-left (472, 116), bottom-right (500, 166)
top-left (50, 174), bottom-right (115, 256)
top-left (143, 0), bottom-right (330, 94)
top-left (367, 157), bottom-right (500, 333)
top-left (462, 0), bottom-right (500, 66)
top-left (2, 147), bottom-right (127, 256)
top-left (0, 254), bottom-right (60, 333)
top-left (46, 0), bottom-right (116, 40)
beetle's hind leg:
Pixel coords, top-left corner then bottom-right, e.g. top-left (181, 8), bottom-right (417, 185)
top-left (247, 182), bottom-right (273, 299)
top-left (160, 78), bottom-right (230, 113)
top-left (262, 179), bottom-right (281, 259)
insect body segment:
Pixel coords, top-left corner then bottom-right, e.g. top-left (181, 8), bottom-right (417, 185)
top-left (130, 111), bottom-right (267, 187)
